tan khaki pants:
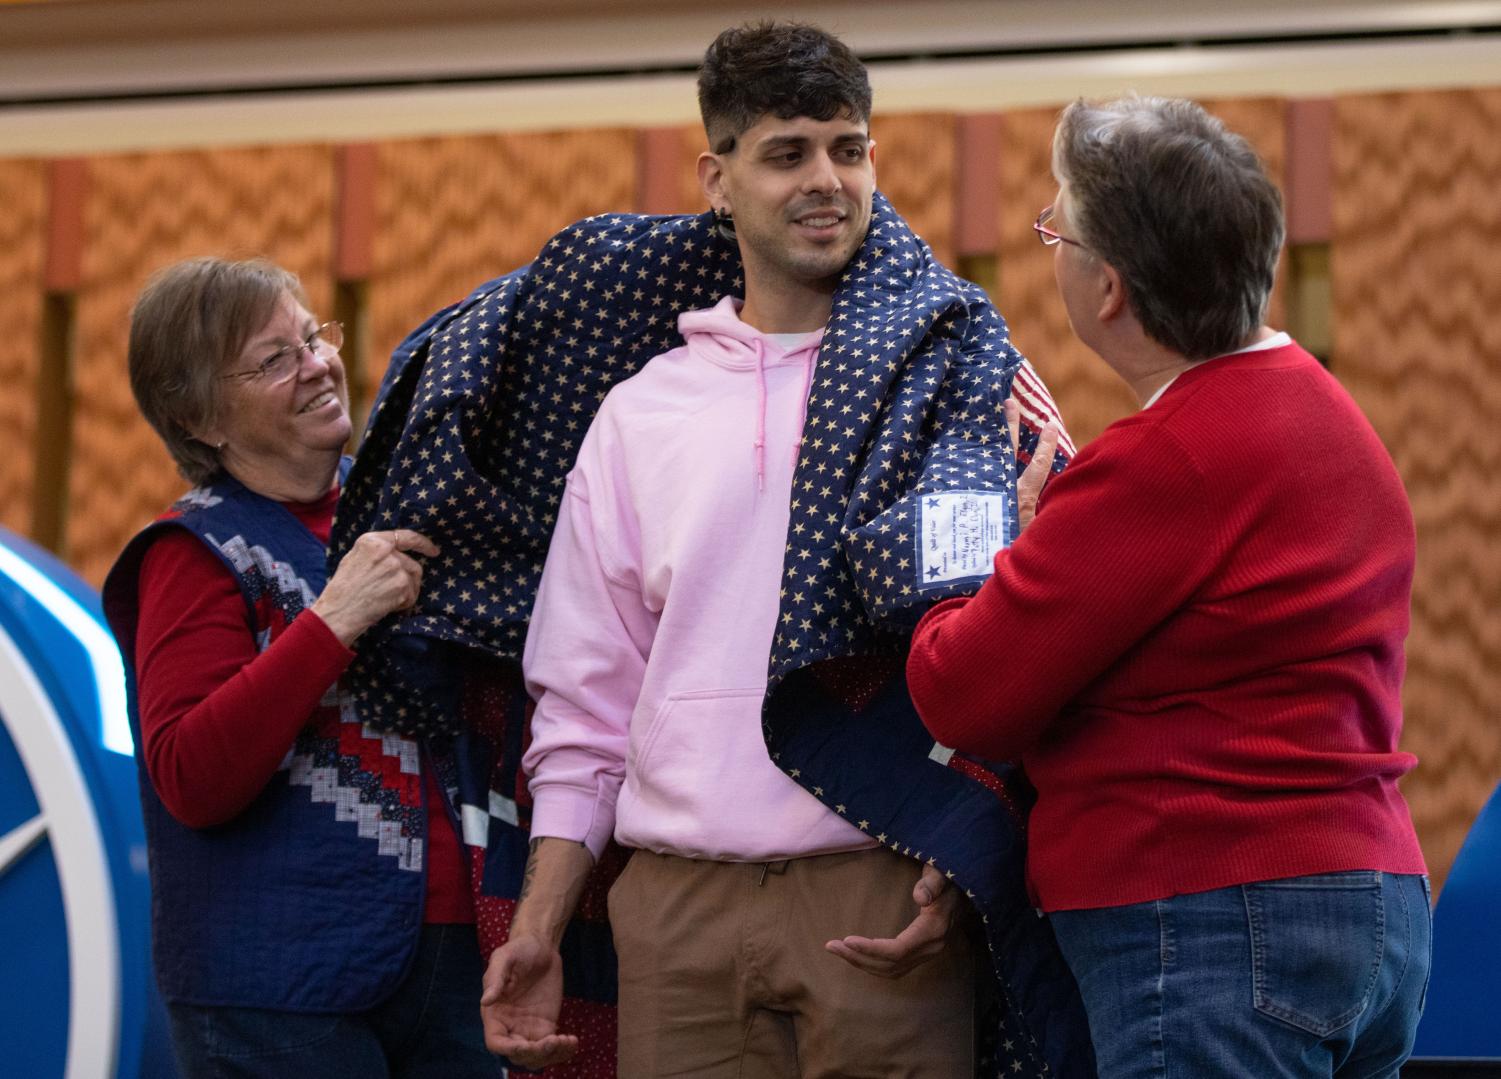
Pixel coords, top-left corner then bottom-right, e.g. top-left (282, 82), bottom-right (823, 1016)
top-left (608, 846), bottom-right (975, 1078)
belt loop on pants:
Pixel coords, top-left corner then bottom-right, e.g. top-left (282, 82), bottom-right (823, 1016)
top-left (756, 859), bottom-right (791, 886)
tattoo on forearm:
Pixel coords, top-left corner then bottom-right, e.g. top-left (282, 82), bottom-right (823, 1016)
top-left (518, 838), bottom-right (542, 906)
top-left (515, 836), bottom-right (588, 914)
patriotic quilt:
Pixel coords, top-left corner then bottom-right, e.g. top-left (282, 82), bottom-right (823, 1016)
top-left (332, 194), bottom-right (1095, 1077)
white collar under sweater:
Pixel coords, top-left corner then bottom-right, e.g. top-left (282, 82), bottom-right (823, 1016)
top-left (1143, 331), bottom-right (1292, 410)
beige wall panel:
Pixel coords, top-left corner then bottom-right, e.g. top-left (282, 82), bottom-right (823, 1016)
top-left (366, 128), bottom-right (637, 389)
top-left (0, 160), bottom-right (47, 538)
top-left (1333, 88), bottom-right (1501, 892)
top-left (871, 111), bottom-right (955, 268)
top-left (70, 145), bottom-right (336, 584)
top-left (997, 98), bottom-right (1287, 448)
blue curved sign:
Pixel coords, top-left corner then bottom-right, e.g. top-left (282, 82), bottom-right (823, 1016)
top-left (0, 527), bottom-right (174, 1079)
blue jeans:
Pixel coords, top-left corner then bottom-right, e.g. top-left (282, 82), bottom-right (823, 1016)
top-left (1049, 872), bottom-right (1431, 1079)
top-left (167, 924), bottom-right (506, 1078)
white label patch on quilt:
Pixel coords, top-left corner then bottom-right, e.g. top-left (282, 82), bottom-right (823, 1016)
top-left (916, 490), bottom-right (1013, 589)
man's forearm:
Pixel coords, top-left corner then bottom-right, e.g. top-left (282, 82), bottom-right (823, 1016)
top-left (511, 836), bottom-right (596, 949)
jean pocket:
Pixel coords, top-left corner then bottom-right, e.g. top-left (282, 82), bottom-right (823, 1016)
top-left (1243, 871), bottom-right (1384, 1037)
top-left (201, 1004), bottom-right (347, 1059)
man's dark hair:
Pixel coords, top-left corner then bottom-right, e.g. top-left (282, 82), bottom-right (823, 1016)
top-left (698, 21), bottom-right (872, 154)
top-left (1053, 96), bottom-right (1285, 360)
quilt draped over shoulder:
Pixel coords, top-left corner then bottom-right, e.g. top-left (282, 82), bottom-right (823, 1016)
top-left (331, 194), bottom-right (1094, 1079)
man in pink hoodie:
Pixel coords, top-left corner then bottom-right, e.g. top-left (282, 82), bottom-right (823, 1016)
top-left (480, 23), bottom-right (1060, 1076)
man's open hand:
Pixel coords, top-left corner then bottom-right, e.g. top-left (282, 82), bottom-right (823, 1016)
top-left (480, 934), bottom-right (577, 1070)
top-left (823, 864), bottom-right (960, 978)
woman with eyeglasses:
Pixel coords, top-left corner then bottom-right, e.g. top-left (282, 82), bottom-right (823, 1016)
top-left (102, 257), bottom-right (503, 1077)
top-left (910, 98), bottom-right (1428, 1077)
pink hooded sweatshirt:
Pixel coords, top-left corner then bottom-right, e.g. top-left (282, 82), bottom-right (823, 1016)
top-left (522, 297), bottom-right (874, 862)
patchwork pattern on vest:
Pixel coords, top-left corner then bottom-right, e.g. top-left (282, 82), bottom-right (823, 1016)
top-left (207, 532), bottom-right (318, 616)
top-left (204, 529), bottom-right (426, 873)
top-left (172, 486), bottom-right (223, 512)
top-left (282, 691), bottom-right (426, 872)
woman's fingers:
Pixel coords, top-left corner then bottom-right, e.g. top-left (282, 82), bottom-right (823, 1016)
top-left (1016, 421), bottom-right (1060, 530)
top-left (395, 553), bottom-right (423, 608)
top-left (389, 528), bottom-right (439, 557)
top-left (346, 534), bottom-right (429, 608)
top-left (316, 529), bottom-right (439, 643)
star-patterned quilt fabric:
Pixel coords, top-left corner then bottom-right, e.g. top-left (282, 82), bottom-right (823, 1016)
top-left (331, 193), bottom-right (1094, 1078)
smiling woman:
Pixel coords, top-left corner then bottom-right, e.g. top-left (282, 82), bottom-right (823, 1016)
top-left (192, 290), bottom-right (353, 504)
top-left (97, 257), bottom-right (501, 1078)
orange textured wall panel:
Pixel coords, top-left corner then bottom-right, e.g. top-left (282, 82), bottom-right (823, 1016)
top-left (997, 106), bottom-right (1131, 447)
top-left (365, 129), bottom-right (637, 397)
top-left (0, 160), bottom-right (47, 538)
top-left (670, 124), bottom-right (710, 214)
top-left (870, 112), bottom-right (955, 268)
top-left (997, 99), bottom-right (1287, 448)
top-left (70, 145), bottom-right (336, 584)
top-left (1332, 88), bottom-right (1501, 891)
top-left (636, 124), bottom-right (707, 215)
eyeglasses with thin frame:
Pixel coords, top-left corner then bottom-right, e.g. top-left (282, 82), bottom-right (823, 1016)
top-left (220, 321), bottom-right (344, 386)
top-left (1033, 205), bottom-right (1085, 250)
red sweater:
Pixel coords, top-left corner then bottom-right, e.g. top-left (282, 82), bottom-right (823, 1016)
top-left (134, 488), bottom-right (472, 924)
top-left (908, 341), bottom-right (1427, 911)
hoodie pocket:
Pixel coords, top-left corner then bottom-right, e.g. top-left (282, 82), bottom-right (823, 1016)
top-left (634, 687), bottom-right (766, 774)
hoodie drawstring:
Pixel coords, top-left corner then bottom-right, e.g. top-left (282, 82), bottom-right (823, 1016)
top-left (751, 338), bottom-right (820, 493)
top-left (752, 338), bottom-right (768, 492)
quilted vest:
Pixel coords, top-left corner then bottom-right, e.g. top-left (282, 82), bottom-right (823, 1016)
top-left (103, 469), bottom-right (427, 1011)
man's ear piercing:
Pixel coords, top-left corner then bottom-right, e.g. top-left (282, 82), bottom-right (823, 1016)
top-left (714, 206), bottom-right (736, 240)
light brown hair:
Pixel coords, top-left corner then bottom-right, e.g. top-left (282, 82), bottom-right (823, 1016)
top-left (127, 256), bottom-right (302, 484)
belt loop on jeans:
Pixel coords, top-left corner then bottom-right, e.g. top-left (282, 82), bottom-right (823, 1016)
top-left (756, 859), bottom-right (791, 886)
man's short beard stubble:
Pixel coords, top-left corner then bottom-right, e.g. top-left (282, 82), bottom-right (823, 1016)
top-left (743, 205), bottom-right (869, 290)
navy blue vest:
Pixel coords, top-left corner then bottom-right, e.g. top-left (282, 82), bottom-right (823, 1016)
top-left (103, 469), bottom-right (429, 1011)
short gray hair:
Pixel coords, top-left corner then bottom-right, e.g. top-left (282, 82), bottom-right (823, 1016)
top-left (127, 257), bottom-right (302, 484)
top-left (1052, 96), bottom-right (1284, 360)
